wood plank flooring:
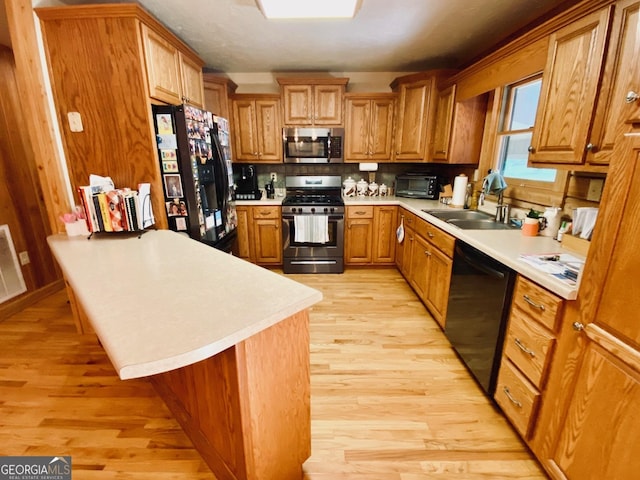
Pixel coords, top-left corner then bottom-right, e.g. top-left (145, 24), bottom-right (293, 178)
top-left (0, 267), bottom-right (546, 479)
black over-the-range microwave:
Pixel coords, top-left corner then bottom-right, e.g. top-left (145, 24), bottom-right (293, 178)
top-left (395, 174), bottom-right (441, 199)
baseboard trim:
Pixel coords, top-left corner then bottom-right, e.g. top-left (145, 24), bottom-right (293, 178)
top-left (0, 279), bottom-right (65, 321)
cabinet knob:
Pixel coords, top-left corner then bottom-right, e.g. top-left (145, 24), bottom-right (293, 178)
top-left (586, 143), bottom-right (595, 152)
top-left (527, 146), bottom-right (535, 153)
top-left (625, 90), bottom-right (640, 104)
top-left (253, 152), bottom-right (258, 156)
top-left (572, 321), bottom-right (585, 332)
top-left (424, 250), bottom-right (431, 256)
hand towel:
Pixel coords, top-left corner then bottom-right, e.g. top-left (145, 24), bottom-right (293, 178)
top-left (294, 215), bottom-right (329, 244)
top-left (482, 171), bottom-right (507, 195)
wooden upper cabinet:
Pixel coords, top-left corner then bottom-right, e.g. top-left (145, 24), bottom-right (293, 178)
top-left (142, 24), bottom-right (182, 105)
top-left (178, 53), bottom-right (205, 108)
top-left (203, 74), bottom-right (238, 119)
top-left (431, 85), bottom-right (455, 161)
top-left (587, 0), bottom-right (640, 166)
top-left (232, 95), bottom-right (282, 163)
top-left (141, 23), bottom-right (205, 108)
top-left (391, 73), bottom-right (438, 162)
top-left (344, 94), bottom-right (395, 162)
top-left (279, 78), bottom-right (348, 126)
top-left (528, 7), bottom-right (611, 166)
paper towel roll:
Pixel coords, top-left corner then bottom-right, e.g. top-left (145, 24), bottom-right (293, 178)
top-left (451, 174), bottom-right (468, 207)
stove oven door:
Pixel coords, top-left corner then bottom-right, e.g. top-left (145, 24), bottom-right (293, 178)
top-left (282, 211), bottom-right (344, 273)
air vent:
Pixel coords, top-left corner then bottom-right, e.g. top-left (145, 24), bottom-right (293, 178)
top-left (0, 225), bottom-right (27, 304)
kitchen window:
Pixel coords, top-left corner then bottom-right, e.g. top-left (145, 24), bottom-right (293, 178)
top-left (492, 75), bottom-right (567, 204)
top-left (497, 76), bottom-right (556, 182)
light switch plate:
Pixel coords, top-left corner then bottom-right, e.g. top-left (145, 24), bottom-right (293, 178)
top-left (587, 178), bottom-right (604, 202)
top-left (19, 251), bottom-right (30, 265)
top-left (67, 111), bottom-right (84, 132)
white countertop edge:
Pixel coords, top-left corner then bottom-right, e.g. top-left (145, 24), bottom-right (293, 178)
top-left (118, 290), bottom-right (321, 380)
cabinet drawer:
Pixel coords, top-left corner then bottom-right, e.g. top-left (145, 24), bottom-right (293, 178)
top-left (252, 206), bottom-right (280, 219)
top-left (347, 205), bottom-right (374, 219)
top-left (512, 276), bottom-right (564, 332)
top-left (414, 218), bottom-right (455, 257)
top-left (399, 208), bottom-right (416, 228)
top-left (495, 359), bottom-right (540, 439)
top-left (504, 307), bottom-right (556, 388)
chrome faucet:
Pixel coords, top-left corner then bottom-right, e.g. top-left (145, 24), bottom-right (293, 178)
top-left (495, 203), bottom-right (511, 224)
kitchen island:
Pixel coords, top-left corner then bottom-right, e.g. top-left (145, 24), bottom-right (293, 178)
top-left (47, 230), bottom-right (322, 480)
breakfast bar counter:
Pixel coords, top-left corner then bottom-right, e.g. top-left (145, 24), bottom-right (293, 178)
top-left (48, 229), bottom-right (322, 480)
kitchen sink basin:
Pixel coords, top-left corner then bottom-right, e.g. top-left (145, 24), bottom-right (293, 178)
top-left (447, 218), bottom-right (518, 230)
top-left (423, 209), bottom-right (493, 221)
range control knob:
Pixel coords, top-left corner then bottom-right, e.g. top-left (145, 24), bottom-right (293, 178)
top-left (291, 207), bottom-right (298, 214)
top-left (311, 207), bottom-right (316, 213)
top-left (330, 207), bottom-right (335, 213)
top-left (324, 207), bottom-right (329, 213)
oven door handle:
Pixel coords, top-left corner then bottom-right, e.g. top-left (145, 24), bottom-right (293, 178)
top-left (455, 244), bottom-right (505, 280)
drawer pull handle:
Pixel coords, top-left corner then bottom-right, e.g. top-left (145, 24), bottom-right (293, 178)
top-left (523, 294), bottom-right (545, 311)
top-left (427, 232), bottom-right (434, 238)
top-left (514, 338), bottom-right (535, 357)
top-left (355, 211), bottom-right (367, 215)
top-left (503, 387), bottom-right (522, 408)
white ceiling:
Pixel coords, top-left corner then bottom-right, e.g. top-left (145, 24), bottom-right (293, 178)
top-left (34, 0), bottom-right (576, 73)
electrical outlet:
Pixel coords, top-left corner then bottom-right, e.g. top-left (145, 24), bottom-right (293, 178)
top-left (270, 172), bottom-right (277, 183)
top-left (587, 178), bottom-right (604, 202)
top-left (19, 251), bottom-right (30, 265)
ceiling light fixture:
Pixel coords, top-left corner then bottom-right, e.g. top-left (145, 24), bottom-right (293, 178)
top-left (257, 0), bottom-right (360, 19)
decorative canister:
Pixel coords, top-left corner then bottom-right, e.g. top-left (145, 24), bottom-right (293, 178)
top-left (368, 181), bottom-right (379, 197)
top-left (343, 176), bottom-right (356, 197)
top-left (541, 207), bottom-right (561, 238)
top-left (356, 178), bottom-right (368, 197)
top-left (379, 183), bottom-right (388, 197)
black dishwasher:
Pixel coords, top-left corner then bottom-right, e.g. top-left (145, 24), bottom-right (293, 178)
top-left (444, 241), bottom-right (515, 396)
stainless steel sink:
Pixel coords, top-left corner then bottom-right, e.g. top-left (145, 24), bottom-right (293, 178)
top-left (447, 218), bottom-right (517, 230)
top-left (422, 209), bottom-right (494, 221)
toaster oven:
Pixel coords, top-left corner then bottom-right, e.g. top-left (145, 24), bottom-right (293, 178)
top-left (395, 174), bottom-right (440, 199)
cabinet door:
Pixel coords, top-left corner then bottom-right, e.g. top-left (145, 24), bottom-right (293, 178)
top-left (344, 218), bottom-right (373, 264)
top-left (588, 0), bottom-right (640, 166)
top-left (235, 206), bottom-right (253, 261)
top-left (283, 85), bottom-right (313, 125)
top-left (141, 24), bottom-right (182, 105)
top-left (409, 234), bottom-right (430, 301)
top-left (314, 84), bottom-right (343, 125)
top-left (372, 206), bottom-right (397, 264)
top-left (528, 7), bottom-right (611, 165)
top-left (179, 53), bottom-right (204, 108)
top-left (431, 85), bottom-right (455, 161)
top-left (204, 80), bottom-right (230, 118)
top-left (232, 99), bottom-right (258, 162)
top-left (253, 218), bottom-right (282, 264)
top-left (394, 79), bottom-right (433, 161)
top-left (255, 99), bottom-right (283, 162)
top-left (344, 98), bottom-right (371, 160)
top-left (548, 325), bottom-right (640, 479)
top-left (369, 97), bottom-right (395, 160)
top-left (424, 245), bottom-right (452, 328)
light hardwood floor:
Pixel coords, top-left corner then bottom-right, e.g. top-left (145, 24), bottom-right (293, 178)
top-left (0, 268), bottom-right (546, 479)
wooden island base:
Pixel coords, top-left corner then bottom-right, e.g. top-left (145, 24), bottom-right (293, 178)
top-left (150, 310), bottom-right (311, 480)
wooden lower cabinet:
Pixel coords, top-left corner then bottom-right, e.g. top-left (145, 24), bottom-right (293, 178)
top-left (235, 205), bottom-right (282, 266)
top-left (344, 205), bottom-right (397, 266)
top-left (395, 208), bottom-right (454, 328)
top-left (495, 276), bottom-right (563, 441)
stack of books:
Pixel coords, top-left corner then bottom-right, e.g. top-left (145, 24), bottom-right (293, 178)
top-left (76, 184), bottom-right (152, 234)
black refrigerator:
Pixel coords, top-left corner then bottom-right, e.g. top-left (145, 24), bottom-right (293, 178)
top-left (152, 104), bottom-right (237, 252)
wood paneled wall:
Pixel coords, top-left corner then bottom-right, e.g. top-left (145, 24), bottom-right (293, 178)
top-left (0, 45), bottom-right (61, 315)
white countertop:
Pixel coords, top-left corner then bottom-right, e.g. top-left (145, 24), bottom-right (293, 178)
top-left (47, 230), bottom-right (322, 380)
top-left (342, 195), bottom-right (582, 300)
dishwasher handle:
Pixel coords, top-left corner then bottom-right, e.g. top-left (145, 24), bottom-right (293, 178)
top-left (455, 243), bottom-right (506, 280)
